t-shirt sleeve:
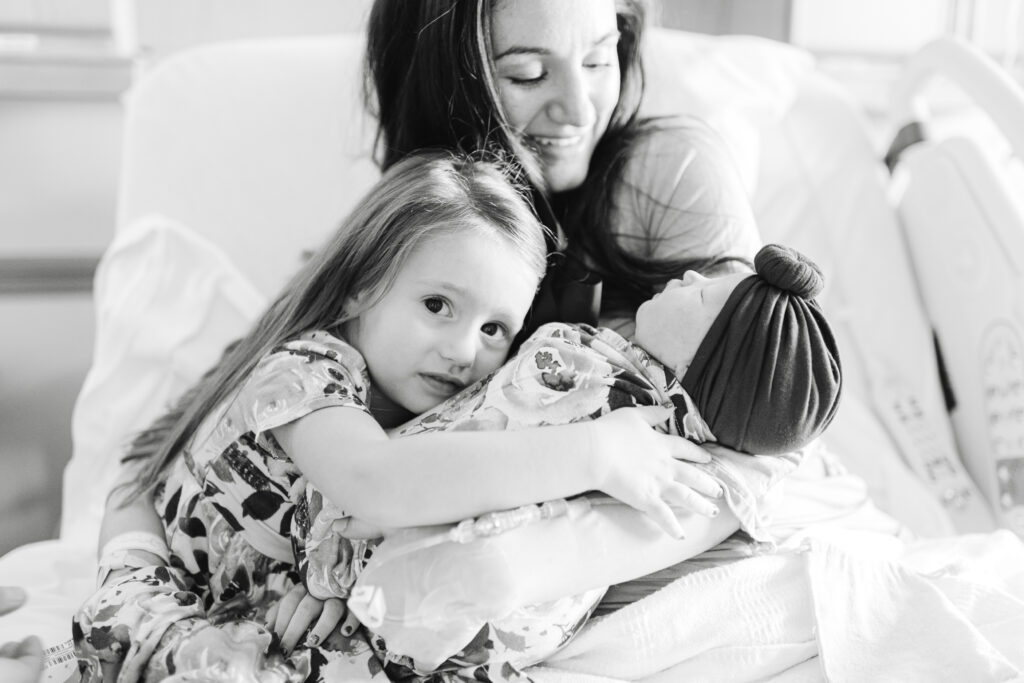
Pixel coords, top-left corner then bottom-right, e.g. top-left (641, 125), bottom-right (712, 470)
top-left (612, 118), bottom-right (762, 271)
top-left (237, 331), bottom-right (372, 440)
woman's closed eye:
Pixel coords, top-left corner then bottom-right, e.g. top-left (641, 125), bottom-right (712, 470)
top-left (504, 67), bottom-right (547, 86)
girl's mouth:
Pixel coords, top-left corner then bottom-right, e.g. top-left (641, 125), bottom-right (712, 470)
top-left (419, 373), bottom-right (466, 396)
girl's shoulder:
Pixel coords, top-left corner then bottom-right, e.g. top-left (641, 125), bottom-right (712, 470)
top-left (241, 329), bottom-right (372, 428)
top-left (261, 329), bottom-right (367, 375)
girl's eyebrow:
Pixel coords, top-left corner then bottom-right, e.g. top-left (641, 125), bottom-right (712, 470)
top-left (493, 30), bottom-right (620, 61)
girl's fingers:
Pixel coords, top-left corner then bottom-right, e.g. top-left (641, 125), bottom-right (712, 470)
top-left (664, 482), bottom-right (720, 518)
top-left (338, 606), bottom-right (363, 638)
top-left (305, 597), bottom-right (345, 647)
top-left (673, 461), bottom-right (723, 499)
top-left (0, 586), bottom-right (26, 616)
top-left (633, 405), bottom-right (674, 426)
top-left (280, 594), bottom-right (324, 654)
top-left (264, 602), bottom-right (280, 632)
top-left (272, 584), bottom-right (306, 639)
top-left (670, 438), bottom-right (712, 464)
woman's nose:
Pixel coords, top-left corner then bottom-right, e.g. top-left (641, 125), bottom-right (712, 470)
top-left (547, 70), bottom-right (596, 127)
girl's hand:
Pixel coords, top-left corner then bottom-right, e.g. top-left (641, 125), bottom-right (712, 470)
top-left (267, 584), bottom-right (362, 653)
top-left (590, 406), bottom-right (724, 537)
top-left (0, 636), bottom-right (43, 683)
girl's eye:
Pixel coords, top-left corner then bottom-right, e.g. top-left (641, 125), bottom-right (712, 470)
top-left (481, 322), bottom-right (509, 339)
top-left (423, 297), bottom-right (450, 315)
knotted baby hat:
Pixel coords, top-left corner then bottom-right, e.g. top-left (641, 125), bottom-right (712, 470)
top-left (680, 244), bottom-right (842, 454)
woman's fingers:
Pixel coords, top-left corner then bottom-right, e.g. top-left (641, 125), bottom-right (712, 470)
top-left (304, 597), bottom-right (345, 648)
top-left (280, 593), bottom-right (325, 654)
top-left (640, 498), bottom-right (687, 539)
top-left (673, 461), bottom-right (723, 499)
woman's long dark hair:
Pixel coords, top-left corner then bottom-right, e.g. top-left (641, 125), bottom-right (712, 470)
top-left (365, 0), bottom-right (715, 321)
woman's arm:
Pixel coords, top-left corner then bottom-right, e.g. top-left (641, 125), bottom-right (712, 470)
top-left (275, 404), bottom-right (721, 534)
top-left (345, 499), bottom-right (739, 659)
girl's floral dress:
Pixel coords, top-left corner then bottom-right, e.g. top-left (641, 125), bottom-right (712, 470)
top-left (73, 330), bottom-right (599, 682)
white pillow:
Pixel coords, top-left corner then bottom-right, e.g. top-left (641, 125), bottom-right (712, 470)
top-left (62, 215), bottom-right (267, 549)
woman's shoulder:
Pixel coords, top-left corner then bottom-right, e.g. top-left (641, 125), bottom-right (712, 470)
top-left (620, 116), bottom-right (744, 184)
top-left (610, 116), bottom-right (760, 263)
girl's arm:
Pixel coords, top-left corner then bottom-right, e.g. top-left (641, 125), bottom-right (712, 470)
top-left (274, 404), bottom-right (722, 535)
top-left (97, 474), bottom-right (169, 586)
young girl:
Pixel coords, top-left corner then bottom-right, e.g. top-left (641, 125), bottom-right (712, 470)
top-left (74, 151), bottom-right (722, 683)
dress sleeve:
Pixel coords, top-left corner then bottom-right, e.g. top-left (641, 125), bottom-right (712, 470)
top-left (612, 118), bottom-right (762, 271)
top-left (237, 330), bottom-right (372, 441)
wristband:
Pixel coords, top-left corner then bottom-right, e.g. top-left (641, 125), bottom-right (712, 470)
top-left (96, 531), bottom-right (170, 587)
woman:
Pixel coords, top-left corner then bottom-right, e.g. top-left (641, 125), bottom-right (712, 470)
top-left (366, 0), bottom-right (762, 334)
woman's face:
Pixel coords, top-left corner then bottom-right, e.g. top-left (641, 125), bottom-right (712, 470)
top-left (633, 271), bottom-right (751, 379)
top-left (490, 0), bottom-right (621, 193)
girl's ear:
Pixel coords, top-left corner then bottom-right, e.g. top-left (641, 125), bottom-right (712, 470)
top-left (340, 289), bottom-right (369, 322)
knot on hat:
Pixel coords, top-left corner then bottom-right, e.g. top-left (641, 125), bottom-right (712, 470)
top-left (755, 244), bottom-right (824, 299)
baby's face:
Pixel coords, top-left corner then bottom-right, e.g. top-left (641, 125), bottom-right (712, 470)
top-left (634, 271), bottom-right (751, 378)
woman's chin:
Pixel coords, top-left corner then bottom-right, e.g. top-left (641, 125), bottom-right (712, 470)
top-left (542, 163), bottom-right (590, 193)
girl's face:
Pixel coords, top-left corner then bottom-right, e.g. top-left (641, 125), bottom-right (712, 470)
top-left (633, 271), bottom-right (751, 379)
top-left (490, 0), bottom-right (621, 193)
top-left (344, 226), bottom-right (540, 423)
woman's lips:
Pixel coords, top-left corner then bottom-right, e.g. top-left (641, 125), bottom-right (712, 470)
top-left (527, 134), bottom-right (584, 148)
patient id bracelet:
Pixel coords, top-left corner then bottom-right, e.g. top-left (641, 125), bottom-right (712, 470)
top-left (96, 530), bottom-right (171, 587)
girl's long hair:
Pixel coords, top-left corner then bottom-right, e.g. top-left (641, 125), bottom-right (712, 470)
top-left (121, 151), bottom-right (548, 501)
top-left (364, 1), bottom-right (709, 308)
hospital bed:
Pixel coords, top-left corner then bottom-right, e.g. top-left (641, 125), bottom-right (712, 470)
top-left (2, 26), bottom-right (1023, 681)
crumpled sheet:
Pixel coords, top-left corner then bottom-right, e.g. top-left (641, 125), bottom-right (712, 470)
top-left (525, 529), bottom-right (1024, 682)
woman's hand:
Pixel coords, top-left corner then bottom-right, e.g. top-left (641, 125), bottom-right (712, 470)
top-left (266, 584), bottom-right (363, 654)
top-left (590, 406), bottom-right (724, 537)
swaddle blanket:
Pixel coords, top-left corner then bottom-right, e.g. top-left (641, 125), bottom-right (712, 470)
top-left (304, 323), bottom-right (802, 670)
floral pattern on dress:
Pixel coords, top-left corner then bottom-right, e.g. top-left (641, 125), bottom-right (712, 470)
top-left (74, 331), bottom-right (560, 682)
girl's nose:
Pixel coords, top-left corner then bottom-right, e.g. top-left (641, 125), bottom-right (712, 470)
top-left (548, 70), bottom-right (596, 128)
top-left (441, 329), bottom-right (478, 368)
